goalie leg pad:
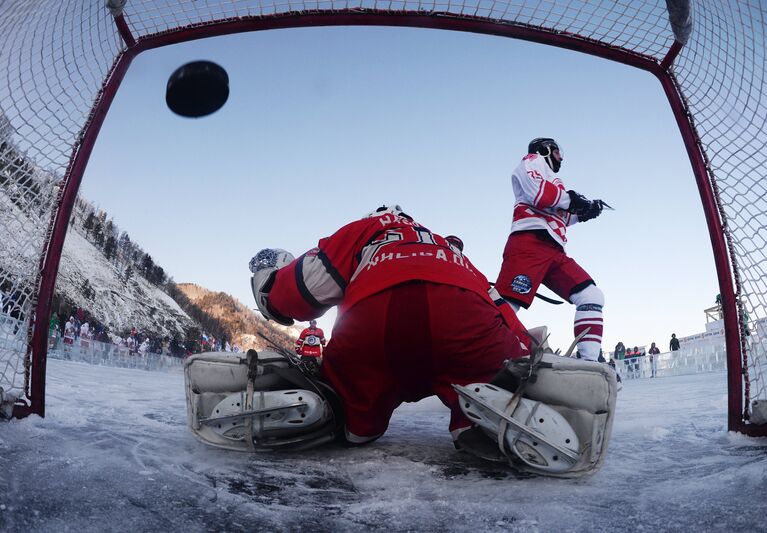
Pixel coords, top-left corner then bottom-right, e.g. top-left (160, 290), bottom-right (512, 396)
top-left (454, 352), bottom-right (618, 477)
top-left (202, 389), bottom-right (330, 446)
top-left (454, 383), bottom-right (580, 473)
top-left (751, 399), bottom-right (767, 425)
top-left (185, 351), bottom-right (338, 452)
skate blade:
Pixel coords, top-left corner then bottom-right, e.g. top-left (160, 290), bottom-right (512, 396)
top-left (454, 383), bottom-right (580, 473)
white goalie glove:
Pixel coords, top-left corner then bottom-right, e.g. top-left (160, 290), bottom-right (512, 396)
top-left (249, 248), bottom-right (295, 326)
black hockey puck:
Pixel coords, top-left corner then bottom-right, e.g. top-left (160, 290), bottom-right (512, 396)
top-left (166, 60), bottom-right (229, 118)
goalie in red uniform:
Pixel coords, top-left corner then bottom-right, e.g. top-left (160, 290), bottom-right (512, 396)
top-left (249, 205), bottom-right (530, 449)
top-left (295, 319), bottom-right (326, 360)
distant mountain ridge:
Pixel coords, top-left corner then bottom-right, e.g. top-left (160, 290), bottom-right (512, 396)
top-left (176, 283), bottom-right (299, 352)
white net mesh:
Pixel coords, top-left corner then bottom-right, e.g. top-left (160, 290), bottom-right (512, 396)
top-left (0, 0), bottom-right (764, 429)
top-left (0, 1), bottom-right (122, 413)
top-left (672, 1), bottom-right (767, 423)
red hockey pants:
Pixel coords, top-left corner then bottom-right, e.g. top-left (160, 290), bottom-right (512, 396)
top-left (320, 281), bottom-right (525, 442)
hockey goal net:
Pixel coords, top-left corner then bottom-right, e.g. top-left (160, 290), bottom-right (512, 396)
top-left (0, 1), bottom-right (764, 434)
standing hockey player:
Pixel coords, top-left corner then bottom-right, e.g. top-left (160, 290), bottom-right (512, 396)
top-left (249, 205), bottom-right (530, 448)
top-left (294, 319), bottom-right (326, 361)
top-left (495, 138), bottom-right (607, 361)
top-left (62, 316), bottom-right (76, 358)
top-left (79, 321), bottom-right (91, 352)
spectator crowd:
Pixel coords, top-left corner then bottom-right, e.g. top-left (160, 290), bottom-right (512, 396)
top-left (609, 333), bottom-right (681, 380)
top-left (46, 305), bottom-right (241, 360)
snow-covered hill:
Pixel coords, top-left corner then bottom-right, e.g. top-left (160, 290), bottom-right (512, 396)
top-left (0, 162), bottom-right (195, 339)
top-left (55, 228), bottom-right (194, 336)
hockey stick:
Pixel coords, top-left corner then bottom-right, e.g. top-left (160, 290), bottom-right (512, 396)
top-left (257, 331), bottom-right (299, 362)
top-left (489, 282), bottom-right (565, 305)
top-left (534, 293), bottom-right (565, 305)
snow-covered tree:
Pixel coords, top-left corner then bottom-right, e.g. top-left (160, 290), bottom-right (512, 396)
top-left (104, 235), bottom-right (117, 261)
top-left (141, 253), bottom-right (155, 279)
top-left (83, 212), bottom-right (95, 236)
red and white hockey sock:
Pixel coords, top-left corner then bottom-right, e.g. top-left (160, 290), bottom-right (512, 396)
top-left (574, 304), bottom-right (603, 360)
top-left (571, 285), bottom-right (604, 361)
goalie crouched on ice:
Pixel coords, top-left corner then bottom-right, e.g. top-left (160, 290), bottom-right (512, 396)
top-left (249, 205), bottom-right (531, 449)
top-left (185, 205), bottom-right (617, 476)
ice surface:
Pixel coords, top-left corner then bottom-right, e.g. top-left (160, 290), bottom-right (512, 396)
top-left (0, 361), bottom-right (765, 532)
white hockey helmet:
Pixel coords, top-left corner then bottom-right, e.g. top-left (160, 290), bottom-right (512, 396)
top-left (249, 248), bottom-right (295, 326)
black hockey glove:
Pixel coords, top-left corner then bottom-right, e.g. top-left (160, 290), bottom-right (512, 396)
top-left (567, 190), bottom-right (603, 222)
top-left (578, 200), bottom-right (604, 222)
top-left (566, 190), bottom-right (590, 212)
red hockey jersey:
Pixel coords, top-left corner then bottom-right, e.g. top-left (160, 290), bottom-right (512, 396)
top-left (267, 212), bottom-right (528, 346)
top-left (509, 153), bottom-right (579, 247)
top-left (295, 326), bottom-right (326, 358)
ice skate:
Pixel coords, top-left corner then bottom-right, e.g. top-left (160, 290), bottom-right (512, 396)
top-left (185, 349), bottom-right (341, 452)
top-left (453, 331), bottom-right (618, 477)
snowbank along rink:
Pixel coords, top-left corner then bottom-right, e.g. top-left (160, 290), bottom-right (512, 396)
top-left (1, 354), bottom-right (765, 533)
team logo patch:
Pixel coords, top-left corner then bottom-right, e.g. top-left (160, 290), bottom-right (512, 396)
top-left (305, 335), bottom-right (319, 346)
top-left (510, 275), bottom-right (532, 294)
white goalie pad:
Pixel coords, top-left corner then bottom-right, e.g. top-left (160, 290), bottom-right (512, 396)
top-left (455, 352), bottom-right (618, 477)
top-left (0, 387), bottom-right (21, 419)
top-left (751, 399), bottom-right (767, 425)
top-left (184, 351), bottom-right (334, 452)
top-left (455, 384), bottom-right (581, 474)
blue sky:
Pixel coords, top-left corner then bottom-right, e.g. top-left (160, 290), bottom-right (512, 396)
top-left (80, 26), bottom-right (717, 352)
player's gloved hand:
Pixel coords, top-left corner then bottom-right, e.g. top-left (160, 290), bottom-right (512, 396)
top-left (578, 199), bottom-right (604, 222)
top-left (566, 190), bottom-right (590, 212)
top-left (249, 248), bottom-right (295, 326)
top-left (567, 190), bottom-right (603, 222)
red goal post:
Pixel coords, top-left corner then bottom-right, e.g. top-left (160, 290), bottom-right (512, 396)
top-left (0, 1), bottom-right (764, 435)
